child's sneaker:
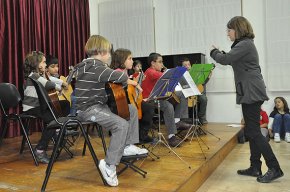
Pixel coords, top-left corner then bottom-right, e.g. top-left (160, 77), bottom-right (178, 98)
top-left (285, 132), bottom-right (290, 143)
top-left (274, 133), bottom-right (280, 143)
top-left (123, 144), bottom-right (148, 156)
top-left (98, 159), bottom-right (118, 186)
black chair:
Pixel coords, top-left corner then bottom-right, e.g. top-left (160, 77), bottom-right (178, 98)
top-left (28, 78), bottom-right (107, 191)
top-left (0, 83), bottom-right (39, 166)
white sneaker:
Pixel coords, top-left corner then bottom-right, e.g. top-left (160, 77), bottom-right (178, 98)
top-left (123, 144), bottom-right (148, 156)
top-left (285, 132), bottom-right (290, 143)
top-left (98, 159), bottom-right (118, 186)
top-left (274, 133), bottom-right (281, 143)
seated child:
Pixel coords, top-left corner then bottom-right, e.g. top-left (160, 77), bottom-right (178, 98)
top-left (268, 97), bottom-right (290, 143)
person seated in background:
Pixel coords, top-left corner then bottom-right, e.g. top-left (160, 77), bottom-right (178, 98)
top-left (268, 97), bottom-right (290, 143)
top-left (75, 35), bottom-right (148, 187)
top-left (238, 107), bottom-right (269, 143)
top-left (110, 49), bottom-right (155, 143)
top-left (141, 52), bottom-right (191, 147)
top-left (180, 57), bottom-right (211, 124)
top-left (22, 51), bottom-right (60, 164)
top-left (45, 54), bottom-right (70, 116)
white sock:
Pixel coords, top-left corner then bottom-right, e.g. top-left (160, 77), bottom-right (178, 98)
top-left (175, 118), bottom-right (180, 123)
top-left (168, 134), bottom-right (175, 139)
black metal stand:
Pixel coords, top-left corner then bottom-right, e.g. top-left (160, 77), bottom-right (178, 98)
top-left (151, 100), bottom-right (191, 169)
top-left (174, 95), bottom-right (220, 159)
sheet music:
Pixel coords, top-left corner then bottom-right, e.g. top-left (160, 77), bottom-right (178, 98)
top-left (175, 71), bottom-right (201, 98)
top-left (148, 67), bottom-right (187, 100)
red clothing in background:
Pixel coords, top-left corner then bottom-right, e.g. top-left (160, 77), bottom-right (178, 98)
top-left (141, 67), bottom-right (163, 98)
top-left (260, 109), bottom-right (269, 126)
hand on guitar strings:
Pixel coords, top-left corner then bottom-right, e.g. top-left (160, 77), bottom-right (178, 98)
top-left (127, 79), bottom-right (143, 93)
top-left (62, 82), bottom-right (69, 90)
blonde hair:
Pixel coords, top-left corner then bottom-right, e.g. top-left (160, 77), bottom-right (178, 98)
top-left (85, 35), bottom-right (112, 57)
top-left (227, 16), bottom-right (255, 39)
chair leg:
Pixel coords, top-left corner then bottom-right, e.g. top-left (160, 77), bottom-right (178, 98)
top-left (41, 126), bottom-right (66, 192)
top-left (0, 119), bottom-right (8, 146)
top-left (79, 123), bottom-right (107, 186)
top-left (20, 119), bottom-right (31, 154)
top-left (82, 125), bottom-right (90, 156)
top-left (17, 117), bottom-right (39, 166)
top-left (118, 158), bottom-right (147, 178)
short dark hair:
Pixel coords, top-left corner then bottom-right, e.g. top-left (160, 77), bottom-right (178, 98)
top-left (46, 54), bottom-right (58, 67)
top-left (180, 57), bottom-right (190, 66)
top-left (148, 52), bottom-right (162, 66)
top-left (133, 60), bottom-right (142, 68)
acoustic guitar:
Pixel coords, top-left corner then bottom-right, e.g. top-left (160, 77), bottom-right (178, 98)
top-left (127, 71), bottom-right (144, 119)
top-left (188, 84), bottom-right (205, 107)
top-left (166, 92), bottom-right (180, 106)
top-left (44, 72), bottom-right (63, 116)
top-left (106, 82), bottom-right (130, 120)
top-left (58, 66), bottom-right (74, 105)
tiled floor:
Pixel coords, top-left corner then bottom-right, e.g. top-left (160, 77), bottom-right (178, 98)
top-left (197, 140), bottom-right (290, 192)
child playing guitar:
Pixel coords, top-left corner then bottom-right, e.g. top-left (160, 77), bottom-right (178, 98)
top-left (45, 54), bottom-right (70, 116)
top-left (111, 50), bottom-right (155, 143)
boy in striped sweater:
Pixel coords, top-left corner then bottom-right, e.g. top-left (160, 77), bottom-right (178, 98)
top-left (75, 35), bottom-right (147, 187)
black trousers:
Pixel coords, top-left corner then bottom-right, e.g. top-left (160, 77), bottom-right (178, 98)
top-left (25, 107), bottom-right (55, 150)
top-left (242, 101), bottom-right (280, 169)
top-left (139, 101), bottom-right (155, 139)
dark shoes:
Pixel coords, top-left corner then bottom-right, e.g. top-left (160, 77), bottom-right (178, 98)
top-left (34, 149), bottom-right (50, 164)
top-left (257, 168), bottom-right (284, 183)
top-left (168, 136), bottom-right (182, 147)
top-left (237, 167), bottom-right (262, 177)
top-left (180, 118), bottom-right (193, 124)
top-left (140, 135), bottom-right (154, 143)
top-left (175, 121), bottom-right (192, 130)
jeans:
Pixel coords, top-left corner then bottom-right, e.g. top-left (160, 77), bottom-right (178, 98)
top-left (272, 113), bottom-right (290, 138)
top-left (77, 104), bottom-right (139, 165)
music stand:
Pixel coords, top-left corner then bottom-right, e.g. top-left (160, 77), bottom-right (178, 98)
top-left (190, 64), bottom-right (220, 148)
top-left (148, 67), bottom-right (191, 169)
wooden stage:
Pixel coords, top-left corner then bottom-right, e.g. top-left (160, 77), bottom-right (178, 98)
top-left (0, 123), bottom-right (239, 192)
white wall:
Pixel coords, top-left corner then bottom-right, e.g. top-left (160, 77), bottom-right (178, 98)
top-left (89, 0), bottom-right (290, 123)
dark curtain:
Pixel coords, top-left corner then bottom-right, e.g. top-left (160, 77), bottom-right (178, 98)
top-left (0, 0), bottom-right (90, 138)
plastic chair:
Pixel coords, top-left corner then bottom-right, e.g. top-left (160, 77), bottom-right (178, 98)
top-left (28, 77), bottom-right (107, 191)
top-left (0, 83), bottom-right (39, 166)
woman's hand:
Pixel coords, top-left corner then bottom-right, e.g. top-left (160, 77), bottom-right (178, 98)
top-left (210, 45), bottom-right (218, 51)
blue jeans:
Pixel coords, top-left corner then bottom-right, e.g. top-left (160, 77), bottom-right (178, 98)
top-left (272, 113), bottom-right (290, 138)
